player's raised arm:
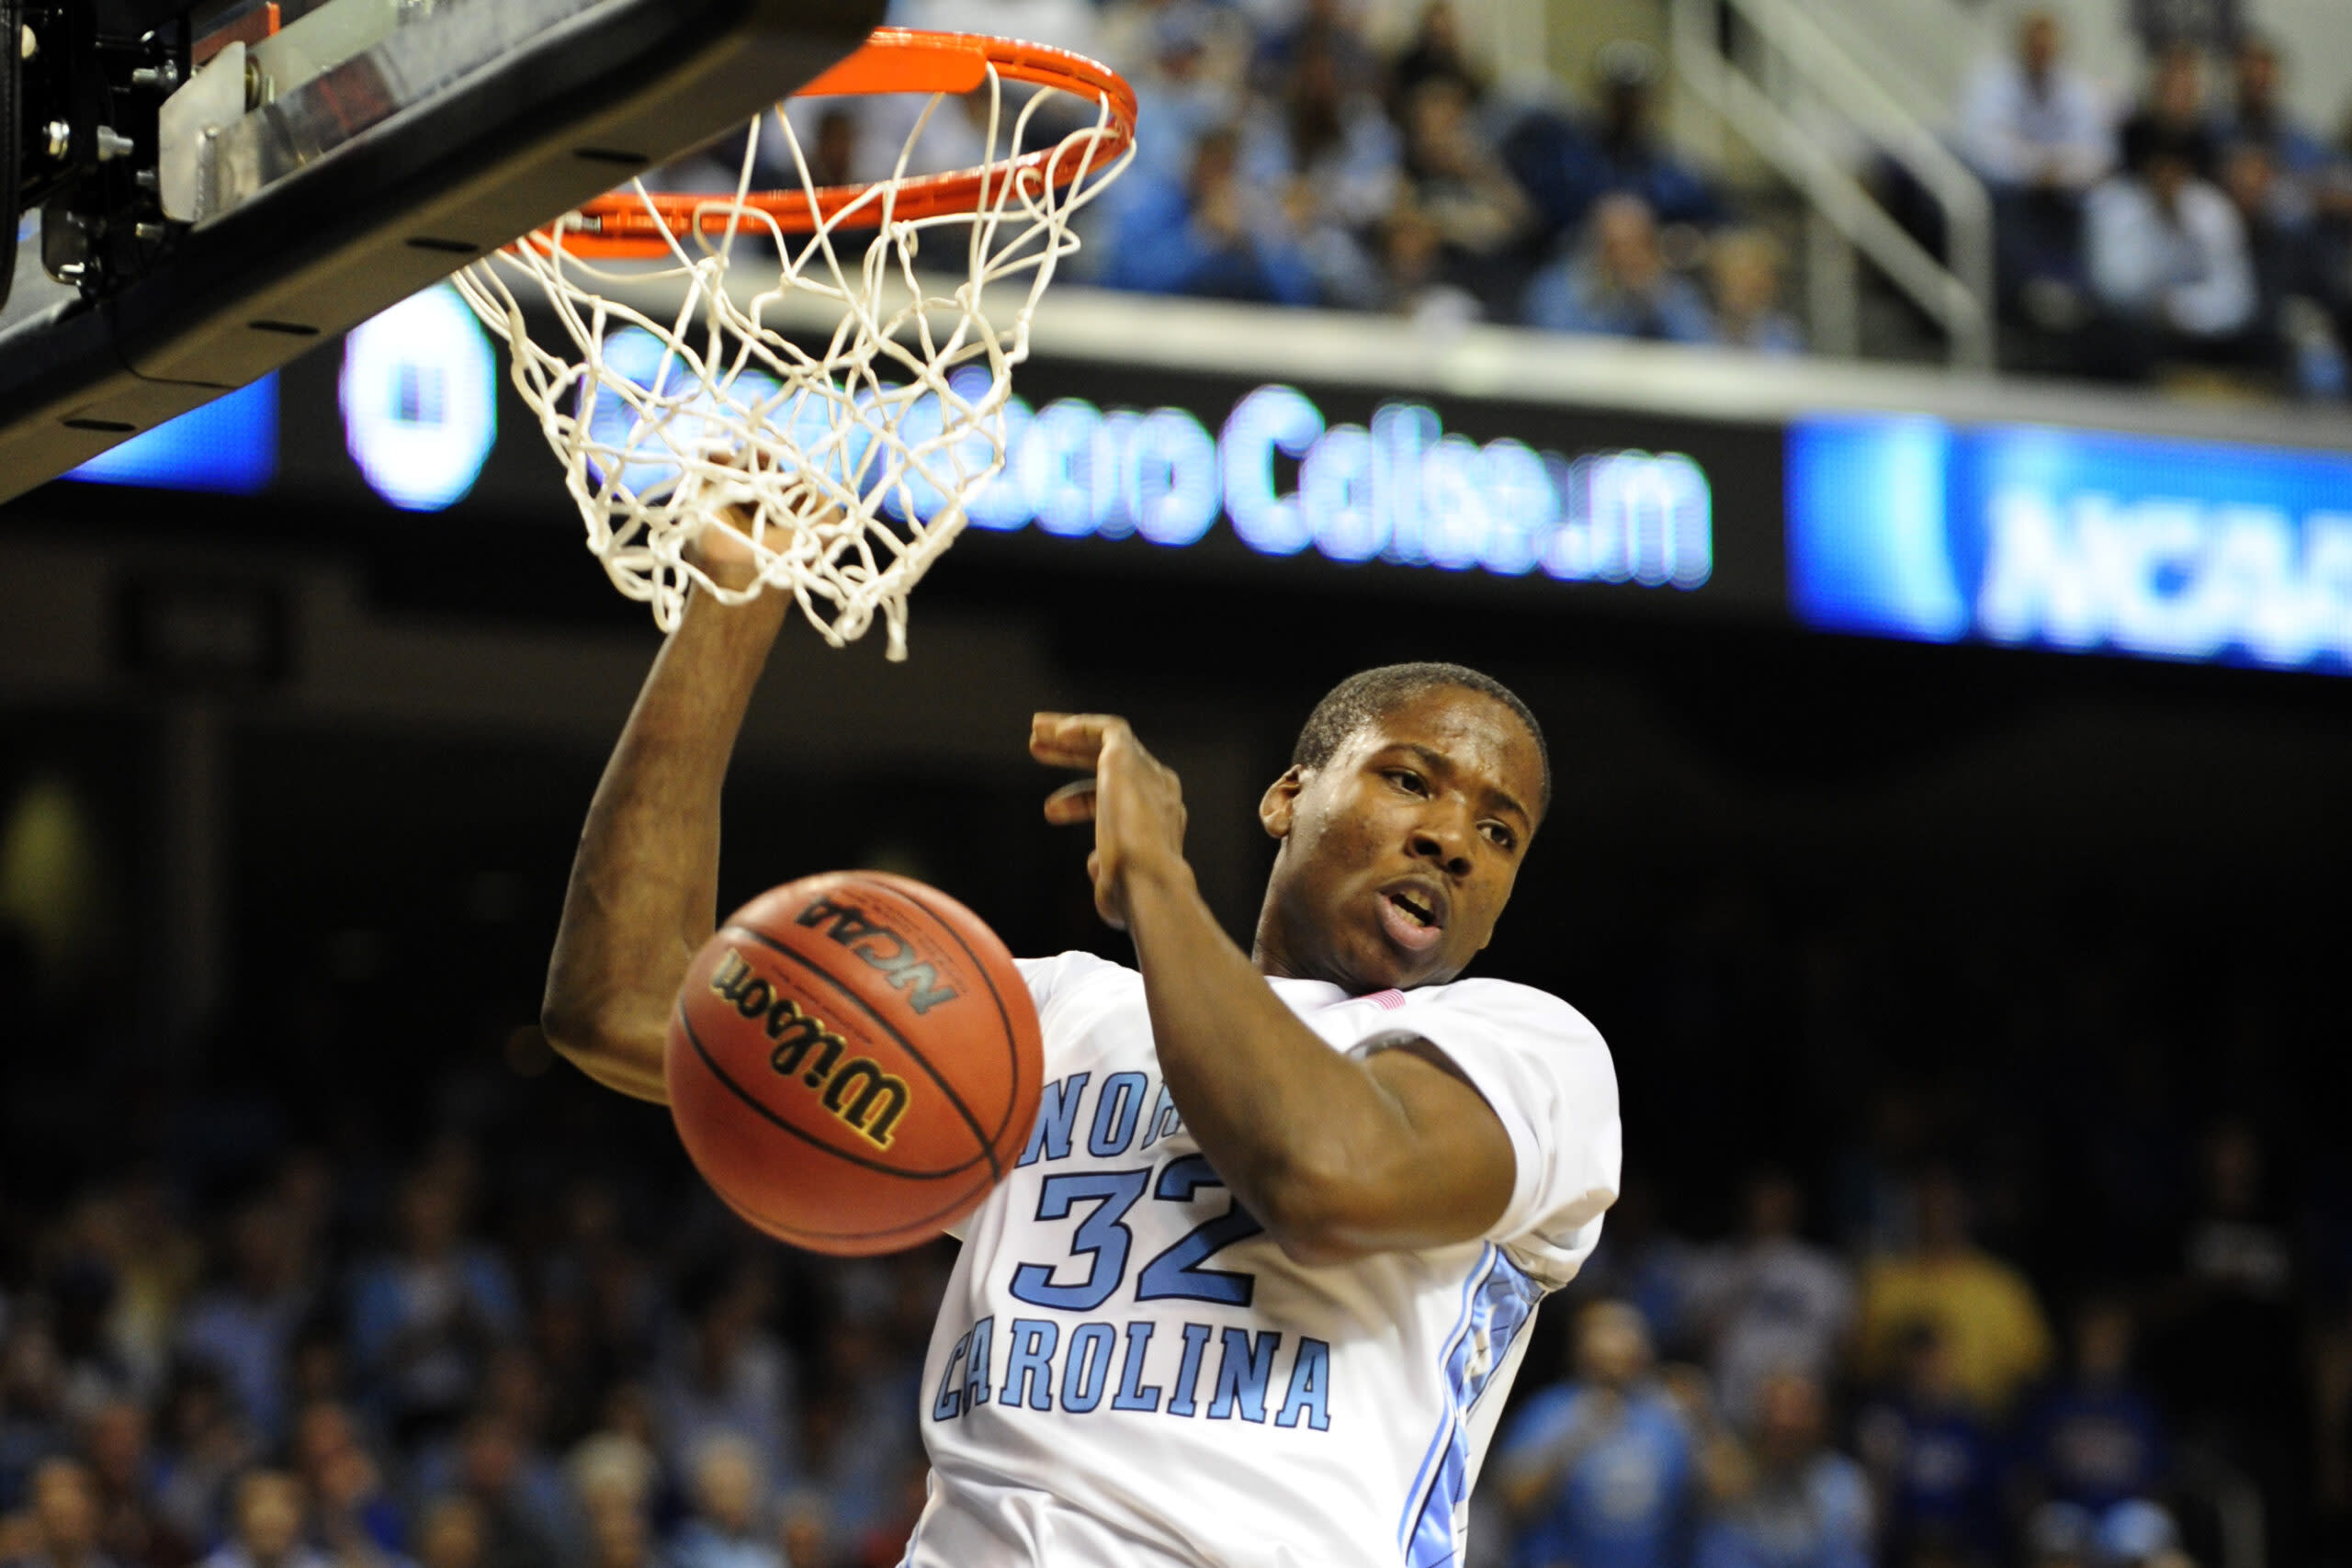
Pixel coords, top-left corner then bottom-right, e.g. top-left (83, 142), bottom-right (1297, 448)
top-left (1032, 706), bottom-right (1532, 1266)
top-left (540, 526), bottom-right (789, 1103)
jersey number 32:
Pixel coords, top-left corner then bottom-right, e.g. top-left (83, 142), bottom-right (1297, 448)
top-left (1008, 1156), bottom-right (1262, 1312)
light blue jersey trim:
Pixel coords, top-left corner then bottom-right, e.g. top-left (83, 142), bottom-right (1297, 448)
top-left (1396, 1248), bottom-right (1492, 1556)
top-left (1399, 1248), bottom-right (1546, 1567)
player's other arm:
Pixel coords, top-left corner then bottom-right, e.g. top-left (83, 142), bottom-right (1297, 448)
top-left (540, 540), bottom-right (788, 1103)
top-left (1032, 715), bottom-right (1517, 1268)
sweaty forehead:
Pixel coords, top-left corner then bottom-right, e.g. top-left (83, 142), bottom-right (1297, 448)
top-left (1343, 688), bottom-right (1547, 811)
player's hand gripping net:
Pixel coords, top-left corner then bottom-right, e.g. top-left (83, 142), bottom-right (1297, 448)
top-left (452, 31), bottom-right (1136, 658)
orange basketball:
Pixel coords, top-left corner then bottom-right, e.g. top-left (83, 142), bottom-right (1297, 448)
top-left (665, 871), bottom-right (1043, 1256)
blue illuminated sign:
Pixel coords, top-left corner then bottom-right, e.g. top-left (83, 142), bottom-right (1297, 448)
top-left (339, 284), bottom-right (497, 511)
top-left (1788, 416), bottom-right (2352, 673)
top-left (580, 346), bottom-right (1717, 589)
top-left (66, 375), bottom-right (278, 493)
top-left (775, 368), bottom-right (1712, 588)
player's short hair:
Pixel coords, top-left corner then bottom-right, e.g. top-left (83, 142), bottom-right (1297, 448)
top-left (1292, 663), bottom-right (1550, 812)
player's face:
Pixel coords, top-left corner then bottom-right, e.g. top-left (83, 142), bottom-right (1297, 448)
top-left (1257, 688), bottom-right (1543, 993)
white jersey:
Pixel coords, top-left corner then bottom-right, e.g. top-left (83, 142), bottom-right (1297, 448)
top-left (904, 951), bottom-right (1623, 1568)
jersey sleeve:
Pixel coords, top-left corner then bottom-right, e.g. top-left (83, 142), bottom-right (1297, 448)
top-left (1375, 979), bottom-right (1623, 1285)
top-left (1013, 953), bottom-right (1072, 1011)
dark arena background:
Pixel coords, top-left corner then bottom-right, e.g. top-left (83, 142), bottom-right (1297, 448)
top-left (4, 3), bottom-right (2352, 1568)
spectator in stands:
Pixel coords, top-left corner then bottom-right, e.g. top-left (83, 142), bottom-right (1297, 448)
top-left (5, 1460), bottom-right (115, 1568)
top-left (798, 110), bottom-right (858, 192)
top-left (774, 1498), bottom-right (824, 1568)
top-left (48, 1238), bottom-right (135, 1423)
top-left (81, 1400), bottom-right (183, 1568)
top-left (1705, 232), bottom-right (1803, 356)
top-left (1585, 42), bottom-right (1721, 230)
top-left (1565, 1179), bottom-right (1702, 1357)
top-left (197, 1473), bottom-right (326, 1568)
top-left (1855, 1324), bottom-right (2003, 1568)
top-left (1101, 0), bottom-right (1250, 199)
top-left (0, 1318), bottom-right (68, 1518)
top-left (345, 1173), bottom-right (522, 1447)
top-left (1374, 200), bottom-right (1482, 329)
top-left (2123, 46), bottom-right (2219, 179)
top-left (2130, 0), bottom-right (2241, 58)
top-left (2214, 141), bottom-right (2347, 394)
top-left (178, 1203), bottom-right (311, 1449)
top-left (1523, 194), bottom-right (1715, 344)
top-left (307, 1437), bottom-right (401, 1568)
top-left (410, 1499), bottom-right (482, 1568)
top-left (2093, 1499), bottom-right (2190, 1568)
top-left (412, 1373), bottom-right (568, 1568)
top-left (147, 1368), bottom-right (249, 1555)
top-left (1099, 0), bottom-right (1249, 118)
top-left (1103, 128), bottom-right (1318, 306)
top-left (2213, 38), bottom-right (2328, 186)
top-left (438, 1417), bottom-right (555, 1568)
top-left (1857, 1170), bottom-right (2052, 1419)
top-left (1503, 40), bottom-right (1719, 247)
top-left (1961, 12), bottom-right (2118, 196)
top-left (1389, 1), bottom-right (1482, 112)
top-left (1396, 76), bottom-right (1533, 315)
top-left (1690, 1172), bottom-right (1852, 1428)
top-left (582, 1504), bottom-right (657, 1568)
top-left (1238, 24), bottom-right (1398, 306)
top-left (670, 1438), bottom-right (777, 1568)
top-left (2020, 1299), bottom-right (2168, 1522)
top-left (2080, 124), bottom-right (2259, 377)
top-left (1495, 1301), bottom-right (1697, 1568)
top-left (1247, 0), bottom-right (1378, 105)
top-left (2147, 1117), bottom-right (2308, 1564)
top-left (289, 1404), bottom-right (400, 1565)
top-left (1693, 1371), bottom-right (1872, 1568)
top-left (651, 1268), bottom-right (795, 1503)
top-left (1958, 12), bottom-right (2116, 324)
top-left (793, 1319), bottom-right (917, 1555)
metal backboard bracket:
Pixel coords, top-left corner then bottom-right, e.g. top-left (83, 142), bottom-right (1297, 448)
top-left (0, 0), bottom-right (884, 502)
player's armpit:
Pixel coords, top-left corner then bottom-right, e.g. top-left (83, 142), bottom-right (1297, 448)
top-left (1256, 1037), bottom-right (1515, 1266)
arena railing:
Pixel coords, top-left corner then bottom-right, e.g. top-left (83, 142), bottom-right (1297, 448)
top-left (1668, 0), bottom-right (1996, 371)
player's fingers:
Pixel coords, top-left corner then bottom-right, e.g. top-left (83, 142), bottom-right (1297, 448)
top-left (1042, 777), bottom-right (1099, 825)
top-left (1029, 712), bottom-right (1125, 769)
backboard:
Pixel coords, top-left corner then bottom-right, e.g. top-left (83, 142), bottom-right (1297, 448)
top-left (0, 0), bottom-right (886, 502)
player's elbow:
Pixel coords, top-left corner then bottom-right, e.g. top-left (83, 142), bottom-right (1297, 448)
top-left (1250, 1154), bottom-right (1387, 1268)
top-left (540, 999), bottom-right (669, 1103)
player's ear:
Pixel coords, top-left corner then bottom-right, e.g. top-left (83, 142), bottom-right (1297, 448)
top-left (1259, 766), bottom-right (1307, 840)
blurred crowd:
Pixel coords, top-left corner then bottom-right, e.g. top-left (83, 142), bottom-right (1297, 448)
top-left (719, 0), bottom-right (1795, 352)
top-left (1493, 1152), bottom-right (2284, 1568)
top-left (0, 1041), bottom-right (2345, 1568)
top-left (1954, 10), bottom-right (2352, 393)
top-left (0, 1141), bottom-right (956, 1568)
top-left (661, 0), bottom-right (2352, 395)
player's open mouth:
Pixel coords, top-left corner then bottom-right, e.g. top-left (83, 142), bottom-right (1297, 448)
top-left (1377, 886), bottom-right (1446, 953)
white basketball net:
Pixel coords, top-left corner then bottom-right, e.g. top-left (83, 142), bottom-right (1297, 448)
top-left (452, 62), bottom-right (1131, 658)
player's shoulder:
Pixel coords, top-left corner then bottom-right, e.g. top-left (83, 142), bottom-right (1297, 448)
top-left (1014, 949), bottom-right (1140, 1005)
top-left (1399, 974), bottom-right (1607, 1046)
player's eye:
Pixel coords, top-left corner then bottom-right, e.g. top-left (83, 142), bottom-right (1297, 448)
top-left (1482, 822), bottom-right (1518, 851)
top-left (1385, 768), bottom-right (1427, 795)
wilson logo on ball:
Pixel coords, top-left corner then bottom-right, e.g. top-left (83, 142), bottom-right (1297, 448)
top-left (795, 895), bottom-right (962, 1014)
top-left (707, 950), bottom-right (911, 1149)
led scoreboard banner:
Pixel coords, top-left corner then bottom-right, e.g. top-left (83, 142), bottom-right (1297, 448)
top-left (47, 284), bottom-right (1782, 618)
top-left (31, 282), bottom-right (2352, 678)
top-left (1787, 416), bottom-right (2352, 674)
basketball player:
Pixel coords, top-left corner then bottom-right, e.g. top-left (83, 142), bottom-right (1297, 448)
top-left (541, 532), bottom-right (1622, 1566)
